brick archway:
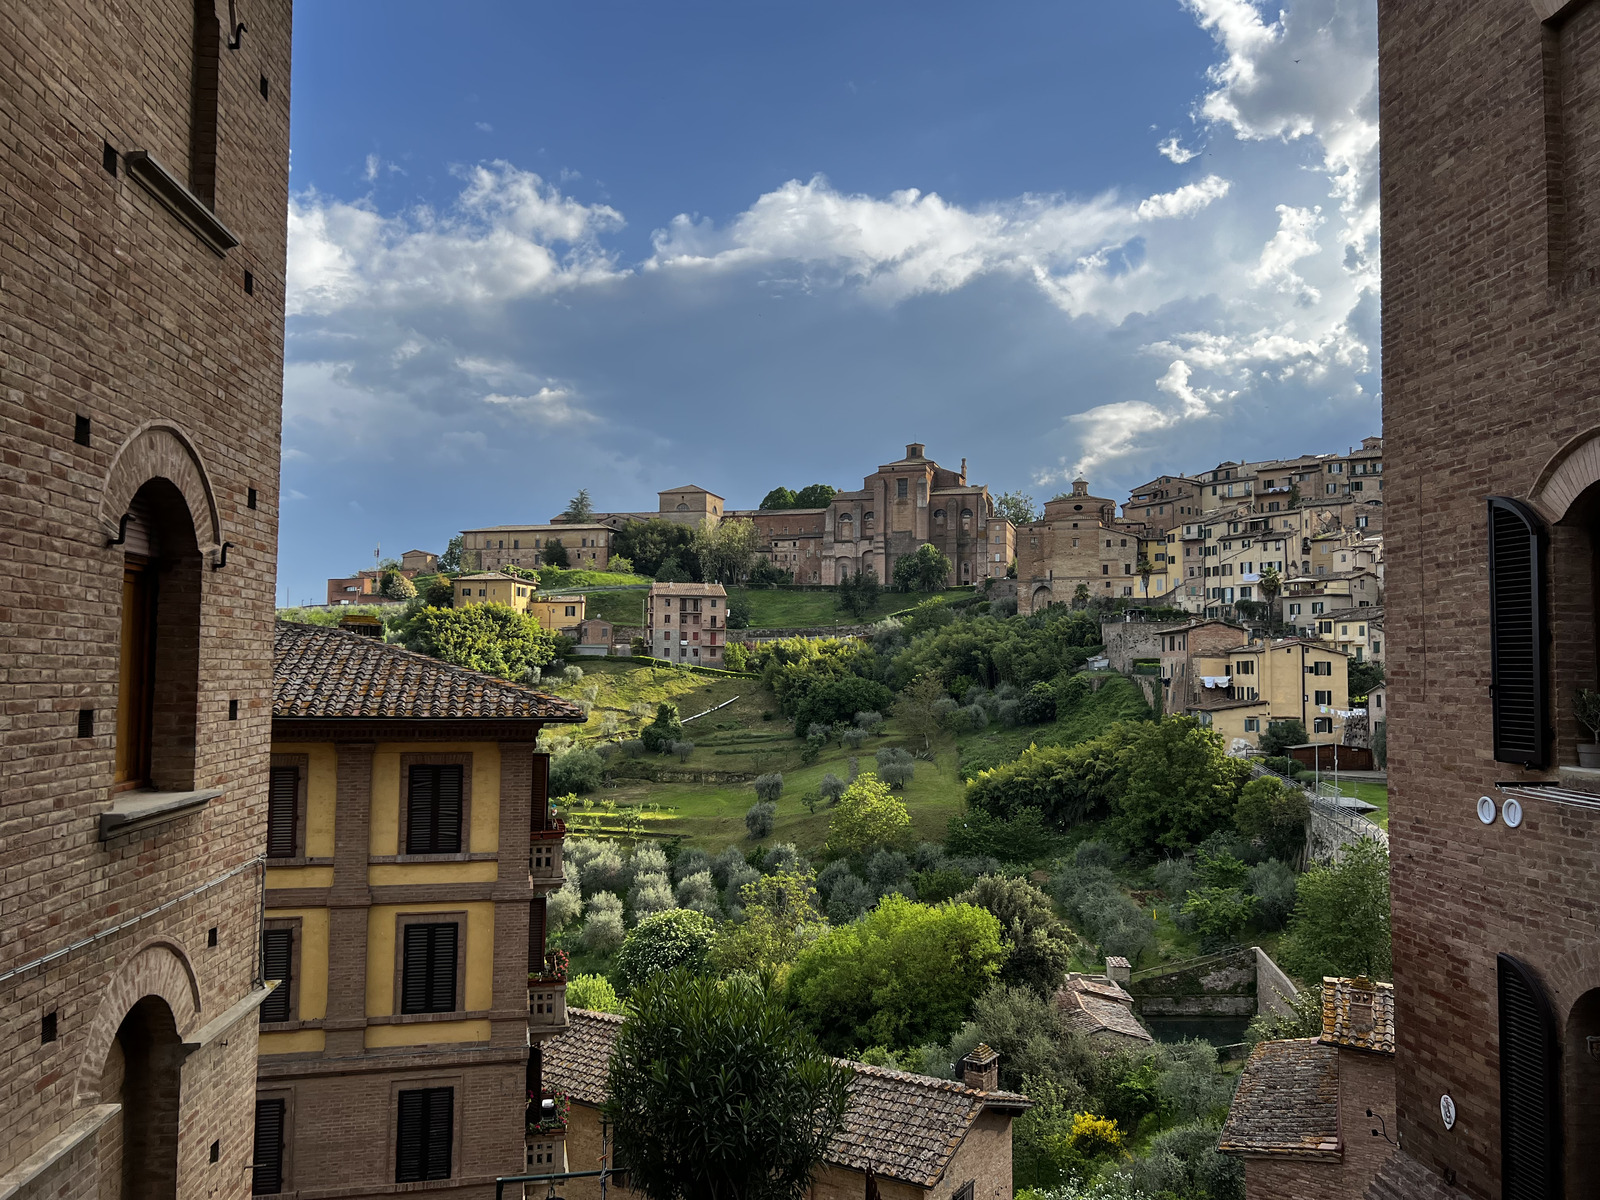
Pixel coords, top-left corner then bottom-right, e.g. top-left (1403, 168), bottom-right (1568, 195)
top-left (74, 938), bottom-right (203, 1105)
top-left (1529, 425), bottom-right (1600, 523)
top-left (97, 421), bottom-right (222, 560)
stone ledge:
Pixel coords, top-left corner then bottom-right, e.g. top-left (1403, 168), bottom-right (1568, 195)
top-left (123, 151), bottom-right (240, 255)
top-left (0, 1105), bottom-right (121, 1200)
top-left (99, 789), bottom-right (222, 840)
top-left (183, 983), bottom-right (276, 1052)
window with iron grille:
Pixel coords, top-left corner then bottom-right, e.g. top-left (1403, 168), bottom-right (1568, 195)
top-left (252, 1099), bottom-right (286, 1194)
top-left (401, 923), bottom-right (459, 1014)
top-left (395, 1088), bottom-right (453, 1182)
top-left (407, 765), bottom-right (463, 854)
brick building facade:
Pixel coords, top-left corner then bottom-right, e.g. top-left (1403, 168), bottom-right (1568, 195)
top-left (1368, 2), bottom-right (1600, 1196)
top-left (1016, 478), bottom-right (1139, 613)
top-left (0, 6), bottom-right (293, 1200)
top-left (645, 582), bottom-right (727, 665)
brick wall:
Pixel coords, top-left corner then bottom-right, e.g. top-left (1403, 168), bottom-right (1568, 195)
top-left (0, 2), bottom-right (292, 1197)
top-left (1379, 0), bottom-right (1600, 1194)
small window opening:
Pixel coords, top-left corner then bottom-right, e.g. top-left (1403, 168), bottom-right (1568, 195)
top-left (209, 1140), bottom-right (220, 1164)
top-left (75, 415), bottom-right (92, 446)
top-left (41, 1012), bottom-right (57, 1044)
top-left (243, 271), bottom-right (254, 295)
top-left (77, 708), bottom-right (94, 739)
top-left (228, 699), bottom-right (239, 721)
top-left (259, 75), bottom-right (269, 100)
top-left (207, 926), bottom-right (218, 948)
top-left (102, 142), bottom-right (117, 176)
top-left (247, 487), bottom-right (257, 509)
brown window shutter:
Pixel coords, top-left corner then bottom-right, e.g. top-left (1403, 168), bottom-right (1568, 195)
top-left (396, 1087), bottom-right (453, 1182)
top-left (266, 767), bottom-right (298, 858)
top-left (1499, 953), bottom-right (1562, 1199)
top-left (259, 929), bottom-right (292, 1023)
top-left (402, 923), bottom-right (458, 1014)
top-left (532, 753), bottom-right (550, 832)
top-left (252, 1099), bottom-right (285, 1194)
top-left (407, 765), bottom-right (463, 854)
top-left (529, 896), bottom-right (547, 974)
top-left (434, 766), bottom-right (463, 852)
top-left (406, 766), bottom-right (435, 853)
top-left (1487, 498), bottom-right (1549, 766)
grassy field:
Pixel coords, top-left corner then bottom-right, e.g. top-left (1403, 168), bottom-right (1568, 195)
top-left (582, 590), bottom-right (646, 625)
top-left (729, 586), bottom-right (965, 629)
top-left (1334, 780), bottom-right (1389, 829)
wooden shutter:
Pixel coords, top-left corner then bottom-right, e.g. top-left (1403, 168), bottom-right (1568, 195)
top-left (1499, 953), bottom-right (1562, 1199)
top-left (1488, 498), bottom-right (1549, 766)
top-left (434, 766), bottom-right (463, 852)
top-left (396, 1087), bottom-right (453, 1183)
top-left (266, 767), bottom-right (298, 858)
top-left (528, 896), bottom-right (547, 976)
top-left (252, 1099), bottom-right (285, 1194)
top-left (401, 923), bottom-right (458, 1014)
top-left (259, 929), bottom-right (292, 1023)
top-left (406, 766), bottom-right (435, 853)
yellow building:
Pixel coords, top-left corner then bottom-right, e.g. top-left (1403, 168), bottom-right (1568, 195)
top-left (260, 622), bottom-right (585, 1198)
top-left (454, 570), bottom-right (538, 612)
top-left (528, 593), bottom-right (586, 633)
top-left (1187, 637), bottom-right (1351, 750)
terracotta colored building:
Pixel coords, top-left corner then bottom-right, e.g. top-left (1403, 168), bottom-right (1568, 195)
top-left (255, 624), bottom-right (583, 1198)
top-left (458, 523), bottom-right (620, 573)
top-left (1016, 478), bottom-right (1139, 613)
top-left (0, 5), bottom-right (293, 1200)
top-left (1363, 2), bottom-right (1600, 1196)
top-left (645, 582), bottom-right (726, 665)
top-left (541, 1011), bottom-right (1030, 1200)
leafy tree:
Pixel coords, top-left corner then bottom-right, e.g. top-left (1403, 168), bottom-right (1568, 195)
top-left (873, 746), bottom-right (915, 790)
top-left (792, 676), bottom-right (894, 737)
top-left (747, 558), bottom-right (792, 589)
top-left (1136, 557), bottom-right (1153, 600)
top-left (605, 971), bottom-right (853, 1200)
top-left (1181, 887), bottom-right (1256, 949)
top-left (412, 573), bottom-right (456, 607)
top-left (563, 488), bottom-right (595, 521)
top-left (894, 673), bottom-right (950, 753)
top-left (1279, 838), bottom-right (1392, 980)
top-left (612, 519), bottom-right (699, 578)
top-left (1349, 658), bottom-right (1385, 699)
top-left (550, 745), bottom-right (604, 794)
top-left (994, 490), bottom-right (1039, 528)
top-left (1108, 718), bottom-right (1252, 854)
top-left (712, 871), bottom-right (828, 976)
top-left (1248, 858), bottom-right (1299, 928)
top-left (439, 534), bottom-right (464, 572)
top-left (616, 910), bottom-right (717, 994)
top-left (826, 772), bottom-right (911, 856)
top-left (542, 538), bottom-right (571, 568)
top-left (395, 603), bottom-right (558, 680)
top-left (760, 487), bottom-right (798, 510)
top-left (641, 703), bottom-right (684, 753)
top-left (1257, 565), bottom-right (1283, 618)
top-left (754, 773), bottom-right (784, 803)
top-left (726, 594), bottom-right (752, 629)
top-left (787, 895), bottom-right (1007, 1051)
top-left (567, 973), bottom-right (624, 1013)
top-left (836, 568), bottom-right (882, 620)
top-left (695, 517), bottom-right (762, 585)
top-left (966, 737), bottom-right (1122, 829)
top-left (1259, 719), bottom-right (1308, 757)
top-left (793, 483), bottom-right (837, 509)
top-left (1233, 775), bottom-right (1311, 861)
top-left (958, 875), bottom-right (1075, 995)
top-left (1071, 582), bottom-right (1091, 609)
top-left (379, 568), bottom-right (417, 600)
top-left (892, 543), bottom-right (953, 592)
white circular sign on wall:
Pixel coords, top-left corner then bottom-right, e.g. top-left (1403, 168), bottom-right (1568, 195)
top-left (1477, 796), bottom-right (1497, 825)
top-left (1503, 797), bottom-right (1524, 829)
top-left (1441, 1094), bottom-right (1457, 1131)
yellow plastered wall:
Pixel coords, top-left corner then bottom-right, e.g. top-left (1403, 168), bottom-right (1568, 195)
top-left (306, 742), bottom-right (337, 856)
top-left (262, 907), bottom-right (331, 1019)
top-left (365, 900), bottom-right (497, 1017)
top-left (368, 742), bottom-right (501, 856)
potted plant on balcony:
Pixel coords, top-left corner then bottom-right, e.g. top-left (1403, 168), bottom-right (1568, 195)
top-left (1576, 688), bottom-right (1600, 768)
top-left (527, 1090), bottom-right (569, 1137)
top-left (528, 948), bottom-right (569, 986)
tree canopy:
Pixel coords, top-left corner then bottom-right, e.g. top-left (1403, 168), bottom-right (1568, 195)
top-left (787, 895), bottom-right (1007, 1051)
top-left (605, 971), bottom-right (853, 1200)
top-left (836, 567), bottom-right (882, 619)
top-left (542, 538), bottom-right (571, 568)
top-left (1108, 718), bottom-right (1253, 854)
top-left (712, 871), bottom-right (828, 976)
top-left (564, 488), bottom-right (595, 521)
top-left (759, 487), bottom-right (799, 510)
top-left (825, 772), bottom-right (911, 856)
top-left (1279, 839), bottom-right (1392, 980)
top-left (612, 519), bottom-right (698, 579)
top-left (1233, 775), bottom-right (1311, 862)
top-left (794, 483), bottom-right (837, 508)
top-left (395, 603), bottom-right (558, 680)
top-left (994, 490), bottom-right (1039, 527)
top-left (695, 517), bottom-right (761, 584)
top-left (957, 875), bottom-right (1075, 995)
top-left (892, 543), bottom-right (953, 592)
top-left (616, 909), bottom-right (717, 994)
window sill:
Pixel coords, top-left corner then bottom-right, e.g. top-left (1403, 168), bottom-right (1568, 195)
top-left (265, 857), bottom-right (335, 869)
top-left (370, 1010), bottom-right (489, 1026)
top-left (1557, 765), bottom-right (1600, 795)
top-left (369, 852), bottom-right (497, 864)
top-left (100, 788), bottom-right (222, 840)
top-left (124, 150), bottom-right (240, 255)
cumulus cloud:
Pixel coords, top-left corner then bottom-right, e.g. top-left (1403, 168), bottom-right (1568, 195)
top-left (1158, 136), bottom-right (1200, 164)
top-left (481, 387), bottom-right (594, 425)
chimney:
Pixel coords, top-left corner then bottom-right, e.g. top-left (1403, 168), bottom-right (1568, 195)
top-left (960, 1043), bottom-right (999, 1092)
top-left (1105, 956), bottom-right (1132, 985)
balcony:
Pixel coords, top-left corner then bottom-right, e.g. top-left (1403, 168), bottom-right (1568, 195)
top-left (530, 824), bottom-right (564, 887)
top-left (529, 980), bottom-right (568, 1032)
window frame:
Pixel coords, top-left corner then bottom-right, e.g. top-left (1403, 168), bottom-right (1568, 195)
top-left (266, 757), bottom-right (308, 860)
top-left (259, 919), bottom-right (301, 1025)
top-left (393, 1085), bottom-right (457, 1183)
top-left (400, 756), bottom-right (472, 857)
top-left (396, 915), bottom-right (466, 1016)
top-left (252, 1095), bottom-right (292, 1195)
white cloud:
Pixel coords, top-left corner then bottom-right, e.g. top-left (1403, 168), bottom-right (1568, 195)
top-left (363, 154), bottom-right (379, 183)
top-left (1158, 136), bottom-right (1200, 164)
top-left (1136, 175), bottom-right (1232, 221)
top-left (287, 162), bottom-right (626, 316)
top-left (1252, 203), bottom-right (1325, 302)
top-left (475, 121), bottom-right (493, 132)
top-left (1069, 360), bottom-right (1239, 477)
top-left (482, 387), bottom-right (594, 425)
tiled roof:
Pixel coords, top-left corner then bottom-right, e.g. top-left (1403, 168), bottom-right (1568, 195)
top-left (1054, 976), bottom-right (1152, 1043)
top-left (648, 582), bottom-right (727, 596)
top-left (456, 571), bottom-right (522, 581)
top-left (1319, 977), bottom-right (1395, 1055)
top-left (272, 622), bottom-right (588, 722)
top-left (1217, 1038), bottom-right (1341, 1159)
top-left (543, 1010), bottom-right (1029, 1188)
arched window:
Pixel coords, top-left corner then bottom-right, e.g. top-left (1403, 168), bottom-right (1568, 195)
top-left (863, 511), bottom-right (875, 534)
top-left (116, 481), bottom-right (203, 792)
top-left (934, 509), bottom-right (946, 523)
top-left (961, 507), bottom-right (973, 531)
top-left (838, 513), bottom-right (853, 540)
top-left (676, 503), bottom-right (689, 512)
top-left (101, 996), bottom-right (183, 1200)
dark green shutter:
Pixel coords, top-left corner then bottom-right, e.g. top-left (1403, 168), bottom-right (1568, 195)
top-left (406, 765), bottom-right (463, 854)
top-left (252, 1099), bottom-right (285, 1194)
top-left (434, 766), bottom-right (462, 852)
top-left (1488, 498), bottom-right (1549, 766)
top-left (259, 929), bottom-right (292, 1023)
top-left (266, 767), bottom-right (297, 858)
top-left (1499, 953), bottom-right (1562, 1199)
top-left (406, 766), bottom-right (435, 853)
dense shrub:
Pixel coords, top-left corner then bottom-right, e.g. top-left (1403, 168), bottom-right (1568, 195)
top-left (745, 801), bottom-right (777, 840)
top-left (945, 808), bottom-right (1065, 864)
top-left (1247, 859), bottom-right (1298, 928)
top-left (566, 973), bottom-right (624, 1014)
top-left (825, 874), bottom-right (875, 923)
top-left (547, 884), bottom-right (584, 929)
top-left (1233, 775), bottom-right (1311, 861)
top-left (1018, 682), bottom-right (1057, 725)
top-left (753, 773), bottom-right (784, 803)
top-left (762, 843), bottom-right (809, 876)
top-left (826, 773), bottom-right (911, 855)
top-left (673, 847), bottom-right (713, 882)
top-left (958, 875), bottom-right (1076, 995)
top-left (616, 909), bottom-right (717, 993)
top-left (874, 746), bottom-right (916, 790)
top-left (674, 870), bottom-right (719, 913)
top-left (819, 772), bottom-right (847, 804)
top-left (1052, 862), bottom-right (1155, 964)
top-left (792, 676), bottom-right (896, 738)
top-left (640, 702), bottom-right (684, 753)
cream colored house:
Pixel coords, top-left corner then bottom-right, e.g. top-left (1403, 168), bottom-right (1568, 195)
top-left (1187, 637), bottom-right (1351, 749)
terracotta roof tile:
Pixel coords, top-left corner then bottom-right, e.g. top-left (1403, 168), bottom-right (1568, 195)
top-left (1217, 1038), bottom-right (1341, 1159)
top-left (272, 621), bottom-right (588, 721)
top-left (1319, 977), bottom-right (1395, 1055)
top-left (543, 1010), bottom-right (1029, 1188)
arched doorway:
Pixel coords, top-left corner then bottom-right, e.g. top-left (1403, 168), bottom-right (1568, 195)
top-left (1566, 987), bottom-right (1600, 1194)
top-left (99, 996), bottom-right (183, 1200)
top-left (1031, 584), bottom-right (1053, 612)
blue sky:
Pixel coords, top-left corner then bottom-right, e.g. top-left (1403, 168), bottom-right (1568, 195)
top-left (279, 0), bottom-right (1378, 604)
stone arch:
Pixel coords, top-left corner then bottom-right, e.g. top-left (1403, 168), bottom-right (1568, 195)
top-left (1530, 425), bottom-right (1600, 522)
top-left (1031, 583), bottom-right (1054, 612)
top-left (98, 421), bottom-right (221, 559)
top-left (835, 557), bottom-right (853, 581)
top-left (75, 938), bottom-right (202, 1104)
